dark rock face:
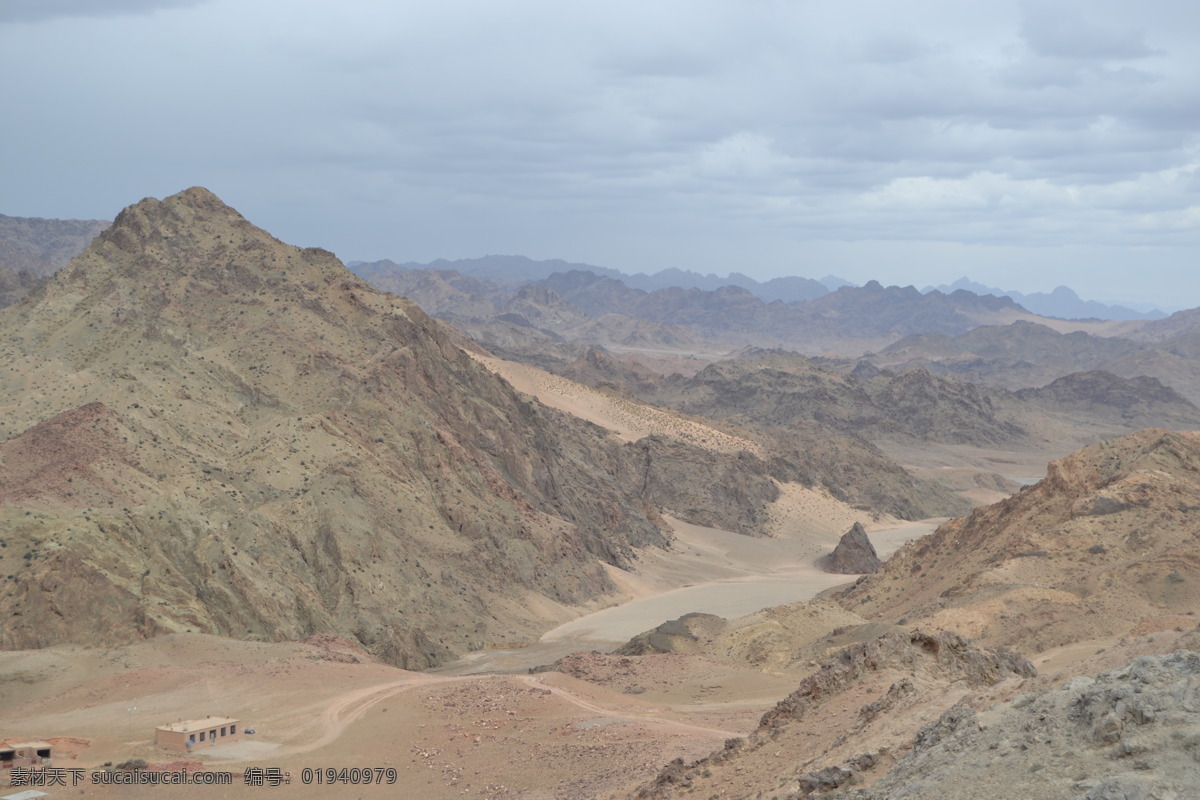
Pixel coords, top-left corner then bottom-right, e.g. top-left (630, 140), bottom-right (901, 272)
top-left (824, 522), bottom-right (882, 574)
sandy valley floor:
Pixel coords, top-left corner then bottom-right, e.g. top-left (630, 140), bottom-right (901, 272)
top-left (0, 353), bottom-right (961, 798)
top-left (1, 495), bottom-right (938, 799)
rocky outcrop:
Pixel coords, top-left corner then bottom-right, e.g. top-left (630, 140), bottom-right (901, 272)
top-left (850, 651), bottom-right (1200, 800)
top-left (608, 601), bottom-right (871, 673)
top-left (614, 613), bottom-right (727, 656)
top-left (838, 429), bottom-right (1200, 656)
top-left (635, 630), bottom-right (1034, 799)
top-left (756, 630), bottom-right (1034, 738)
top-left (823, 522), bottom-right (882, 574)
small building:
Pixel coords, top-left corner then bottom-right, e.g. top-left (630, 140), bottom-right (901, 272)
top-left (0, 741), bottom-right (52, 769)
top-left (154, 717), bottom-right (241, 752)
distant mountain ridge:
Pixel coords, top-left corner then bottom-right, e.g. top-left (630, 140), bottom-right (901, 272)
top-left (874, 320), bottom-right (1200, 405)
top-left (923, 276), bottom-right (1167, 321)
top-left (352, 257), bottom-right (1159, 322)
top-left (359, 263), bottom-right (1045, 357)
top-left (0, 213), bottom-right (111, 309)
top-left (0, 214), bottom-right (1168, 322)
top-left (351, 255), bottom-right (841, 304)
top-left (0, 213), bottom-right (109, 277)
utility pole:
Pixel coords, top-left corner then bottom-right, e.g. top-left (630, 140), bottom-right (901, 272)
top-left (127, 706), bottom-right (137, 740)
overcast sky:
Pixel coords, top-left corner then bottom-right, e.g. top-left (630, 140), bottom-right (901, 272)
top-left (3, 0), bottom-right (1198, 308)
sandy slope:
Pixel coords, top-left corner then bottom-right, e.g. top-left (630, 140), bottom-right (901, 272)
top-left (467, 350), bottom-right (762, 455)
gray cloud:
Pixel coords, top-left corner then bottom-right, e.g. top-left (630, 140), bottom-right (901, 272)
top-left (1020, 3), bottom-right (1162, 60)
top-left (0, 0), bottom-right (213, 23)
top-left (2, 0), bottom-right (1198, 306)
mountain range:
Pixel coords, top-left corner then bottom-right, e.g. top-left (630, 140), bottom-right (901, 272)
top-left (0, 189), bottom-right (688, 667)
top-left (924, 276), bottom-right (1168, 320)
top-left (353, 256), bottom-right (842, 304)
top-left (355, 256), bottom-right (1163, 322)
top-left (5, 190), bottom-right (1200, 798)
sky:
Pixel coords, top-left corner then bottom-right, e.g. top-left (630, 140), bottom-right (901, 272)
top-left (2, 0), bottom-right (1198, 309)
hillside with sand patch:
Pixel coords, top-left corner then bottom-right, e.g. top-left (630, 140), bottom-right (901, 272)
top-left (837, 429), bottom-right (1200, 655)
top-left (0, 188), bottom-right (694, 667)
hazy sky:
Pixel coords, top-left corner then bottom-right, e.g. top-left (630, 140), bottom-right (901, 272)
top-left (3, 0), bottom-right (1198, 308)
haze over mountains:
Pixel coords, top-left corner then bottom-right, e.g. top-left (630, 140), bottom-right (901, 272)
top-left (354, 254), bottom-right (1168, 323)
top-left (923, 276), bottom-right (1168, 320)
top-left (4, 190), bottom-right (1200, 799)
top-left (0, 214), bottom-right (110, 309)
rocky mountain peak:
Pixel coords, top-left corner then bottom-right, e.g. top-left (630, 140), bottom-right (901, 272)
top-left (54, 187), bottom-right (344, 305)
top-left (95, 186), bottom-right (251, 255)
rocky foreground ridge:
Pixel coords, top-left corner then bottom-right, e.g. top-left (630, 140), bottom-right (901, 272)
top-left (635, 632), bottom-right (1200, 799)
top-left (634, 630), bottom-right (1036, 799)
top-left (0, 187), bottom-right (736, 667)
top-left (845, 649), bottom-right (1200, 800)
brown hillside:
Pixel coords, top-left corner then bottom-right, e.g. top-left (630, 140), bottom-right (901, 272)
top-left (0, 187), bottom-right (682, 667)
top-left (0, 265), bottom-right (47, 309)
top-left (656, 351), bottom-right (1027, 447)
top-left (837, 429), bottom-right (1200, 654)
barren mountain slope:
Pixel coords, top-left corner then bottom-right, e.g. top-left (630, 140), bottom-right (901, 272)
top-left (836, 429), bottom-right (1200, 655)
top-left (651, 351), bottom-right (1028, 447)
top-left (474, 347), bottom-right (970, 520)
top-left (876, 320), bottom-right (1200, 405)
top-left (357, 267), bottom-right (511, 319)
top-left (1125, 305), bottom-right (1200, 341)
top-left (0, 187), bottom-right (687, 667)
top-left (851, 649), bottom-right (1200, 800)
top-left (1015, 370), bottom-right (1200, 430)
top-left (0, 264), bottom-right (46, 309)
